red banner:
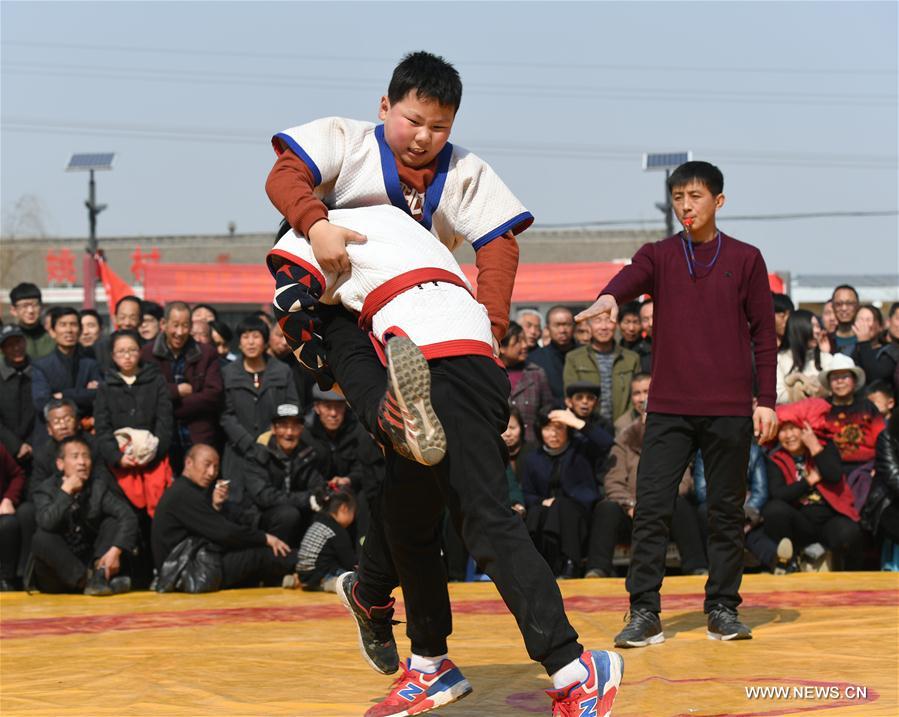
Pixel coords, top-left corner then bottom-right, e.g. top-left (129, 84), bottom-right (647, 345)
top-left (96, 254), bottom-right (136, 312)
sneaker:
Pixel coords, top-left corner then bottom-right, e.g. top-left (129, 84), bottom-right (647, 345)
top-left (109, 576), bottom-right (131, 595)
top-left (364, 657), bottom-right (472, 717)
top-left (337, 571), bottom-right (400, 675)
top-left (83, 569), bottom-right (113, 597)
top-left (613, 608), bottom-right (664, 648)
top-left (378, 336), bottom-right (446, 466)
top-left (547, 650), bottom-right (624, 717)
top-left (706, 606), bottom-right (752, 641)
top-left (584, 568), bottom-right (611, 579)
top-left (773, 538), bottom-right (794, 575)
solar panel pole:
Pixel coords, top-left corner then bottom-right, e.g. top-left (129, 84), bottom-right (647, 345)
top-left (66, 153), bottom-right (113, 309)
top-left (643, 152), bottom-right (692, 238)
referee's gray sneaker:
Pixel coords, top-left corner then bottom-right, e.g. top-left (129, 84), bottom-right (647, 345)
top-left (707, 605), bottom-right (753, 641)
top-left (614, 608), bottom-right (665, 648)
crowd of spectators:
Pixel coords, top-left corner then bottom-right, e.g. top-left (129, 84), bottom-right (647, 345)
top-left (1, 280), bottom-right (897, 596)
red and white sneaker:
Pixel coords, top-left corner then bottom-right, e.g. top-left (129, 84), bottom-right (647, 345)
top-left (546, 650), bottom-right (624, 717)
top-left (364, 657), bottom-right (472, 717)
top-left (377, 336), bottom-right (446, 466)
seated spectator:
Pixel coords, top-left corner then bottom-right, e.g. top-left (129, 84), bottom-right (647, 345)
top-left (94, 330), bottom-right (173, 586)
top-left (762, 414), bottom-right (863, 571)
top-left (30, 436), bottom-right (138, 595)
top-left (574, 319), bottom-right (591, 347)
top-left (864, 380), bottom-right (895, 421)
top-left (585, 414), bottom-right (705, 578)
top-left (9, 282), bottom-right (55, 359)
top-left (30, 399), bottom-right (108, 491)
top-left (221, 316), bottom-right (298, 508)
top-left (291, 490), bottom-right (357, 592)
top-left (861, 414), bottom-right (899, 546)
top-left (78, 309), bottom-right (104, 354)
top-left (855, 304), bottom-right (899, 385)
top-left (139, 301), bottom-right (164, 343)
top-left (0, 326), bottom-right (35, 468)
top-left (0, 443), bottom-right (27, 590)
top-left (776, 309), bottom-right (833, 404)
top-left (243, 403), bottom-right (325, 547)
top-left (563, 313), bottom-right (640, 424)
top-left (152, 444), bottom-right (295, 592)
top-left (772, 293), bottom-right (794, 348)
top-left (500, 321), bottom-right (553, 443)
top-left (521, 408), bottom-right (613, 578)
top-left (613, 373), bottom-right (651, 435)
top-left (528, 306), bottom-right (577, 402)
top-left (565, 381), bottom-right (603, 428)
top-left (209, 320), bottom-right (237, 366)
top-left (93, 295), bottom-right (143, 373)
top-left (31, 308), bottom-right (100, 446)
top-left (501, 405), bottom-right (528, 517)
top-left (516, 308), bottom-right (543, 355)
top-left (141, 301), bottom-right (224, 475)
top-left (618, 302), bottom-right (651, 373)
top-left (305, 386), bottom-right (372, 494)
top-left (828, 284), bottom-right (860, 357)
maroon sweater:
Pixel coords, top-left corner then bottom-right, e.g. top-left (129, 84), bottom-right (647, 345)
top-left (602, 232), bottom-right (776, 416)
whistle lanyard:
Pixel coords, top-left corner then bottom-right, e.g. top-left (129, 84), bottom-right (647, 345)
top-left (680, 230), bottom-right (722, 279)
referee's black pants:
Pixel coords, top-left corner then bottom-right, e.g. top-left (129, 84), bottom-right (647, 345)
top-left (322, 306), bottom-right (583, 674)
top-left (626, 412), bottom-right (752, 614)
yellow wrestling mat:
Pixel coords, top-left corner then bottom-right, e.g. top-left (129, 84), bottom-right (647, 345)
top-left (2, 573), bottom-right (897, 716)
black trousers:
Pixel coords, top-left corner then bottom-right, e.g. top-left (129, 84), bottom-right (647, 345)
top-left (31, 518), bottom-right (124, 593)
top-left (323, 307), bottom-right (582, 674)
top-left (761, 499), bottom-right (863, 571)
top-left (0, 514), bottom-right (22, 580)
top-left (879, 503), bottom-right (899, 544)
top-left (525, 495), bottom-right (591, 573)
top-left (260, 504), bottom-right (307, 548)
top-left (626, 413), bottom-right (751, 613)
top-left (222, 547), bottom-right (296, 588)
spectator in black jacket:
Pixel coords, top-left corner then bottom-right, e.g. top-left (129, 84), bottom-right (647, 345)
top-left (305, 386), bottom-right (369, 493)
top-left (243, 403), bottom-right (325, 547)
top-left (31, 436), bottom-right (138, 595)
top-left (861, 415), bottom-right (899, 545)
top-left (9, 283), bottom-right (55, 359)
top-left (151, 444), bottom-right (295, 590)
top-left (221, 316), bottom-right (298, 508)
top-left (30, 399), bottom-right (109, 492)
top-left (527, 306), bottom-right (577, 402)
top-left (92, 295), bottom-right (144, 374)
top-left (31, 308), bottom-right (100, 447)
top-left (0, 326), bottom-right (35, 467)
top-left (292, 490), bottom-right (357, 592)
top-left (0, 443), bottom-right (27, 590)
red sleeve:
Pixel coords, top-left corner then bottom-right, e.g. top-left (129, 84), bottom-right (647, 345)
top-left (265, 151), bottom-right (329, 236)
top-left (601, 242), bottom-right (656, 303)
top-left (0, 445), bottom-right (25, 505)
top-left (745, 250), bottom-right (778, 409)
top-left (474, 231), bottom-right (519, 343)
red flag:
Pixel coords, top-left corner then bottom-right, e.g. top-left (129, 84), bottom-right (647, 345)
top-left (96, 253), bottom-right (135, 317)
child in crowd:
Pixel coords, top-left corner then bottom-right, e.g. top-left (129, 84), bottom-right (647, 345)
top-left (292, 490), bottom-right (356, 593)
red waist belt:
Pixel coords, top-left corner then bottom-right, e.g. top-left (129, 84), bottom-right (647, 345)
top-left (357, 268), bottom-right (473, 331)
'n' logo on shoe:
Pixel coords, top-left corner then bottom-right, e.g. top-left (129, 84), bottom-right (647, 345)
top-left (397, 682), bottom-right (424, 702)
top-left (579, 696), bottom-right (598, 717)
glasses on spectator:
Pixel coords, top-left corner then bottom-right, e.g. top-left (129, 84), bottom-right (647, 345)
top-left (14, 300), bottom-right (40, 310)
top-left (49, 416), bottom-right (76, 426)
top-left (113, 347), bottom-right (140, 356)
top-left (833, 300), bottom-right (858, 308)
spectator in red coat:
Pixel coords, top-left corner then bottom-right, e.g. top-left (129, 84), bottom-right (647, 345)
top-left (141, 301), bottom-right (224, 474)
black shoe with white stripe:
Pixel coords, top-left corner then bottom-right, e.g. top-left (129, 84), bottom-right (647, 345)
top-left (707, 606), bottom-right (752, 641)
top-left (614, 608), bottom-right (664, 648)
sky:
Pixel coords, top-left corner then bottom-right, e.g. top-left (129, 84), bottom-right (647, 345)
top-left (1, 0), bottom-right (897, 276)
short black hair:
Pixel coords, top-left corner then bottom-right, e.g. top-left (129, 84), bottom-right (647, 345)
top-left (667, 161), bottom-right (724, 196)
top-left (323, 488), bottom-right (357, 515)
top-left (865, 379), bottom-right (894, 400)
top-left (10, 282), bottom-right (42, 305)
top-left (141, 300), bottom-right (164, 320)
top-left (501, 321), bottom-right (523, 349)
top-left (388, 51), bottom-right (462, 112)
top-left (772, 293), bottom-right (795, 314)
top-left (831, 284), bottom-right (859, 302)
top-left (631, 371), bottom-right (651, 385)
top-left (889, 302), bottom-right (899, 319)
top-left (236, 315), bottom-right (270, 344)
top-left (545, 305), bottom-right (574, 324)
top-left (110, 328), bottom-right (142, 351)
top-left (50, 306), bottom-right (79, 329)
top-left (618, 301), bottom-right (641, 321)
top-left (164, 301), bottom-right (191, 320)
top-left (57, 434), bottom-right (91, 459)
top-left (114, 295), bottom-right (142, 314)
top-left (209, 319), bottom-right (233, 343)
top-left (43, 397), bottom-right (77, 421)
top-left (191, 303), bottom-right (219, 321)
top-left (79, 308), bottom-right (103, 328)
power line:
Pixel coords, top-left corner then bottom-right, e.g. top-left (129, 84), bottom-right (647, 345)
top-left (3, 62), bottom-right (896, 108)
top-left (5, 40), bottom-right (897, 77)
top-left (537, 210), bottom-right (899, 229)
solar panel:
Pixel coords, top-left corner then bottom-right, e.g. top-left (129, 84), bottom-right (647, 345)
top-left (66, 153), bottom-right (115, 171)
top-left (642, 152), bottom-right (692, 171)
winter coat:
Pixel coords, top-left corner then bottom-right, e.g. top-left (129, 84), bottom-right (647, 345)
top-left (93, 364), bottom-right (173, 468)
top-left (31, 348), bottom-right (100, 442)
top-left (508, 363), bottom-right (554, 443)
top-left (527, 341), bottom-right (576, 402)
top-left (775, 350), bottom-right (833, 404)
top-left (220, 357), bottom-right (298, 504)
top-left (766, 442), bottom-right (859, 521)
top-left (0, 443), bottom-right (26, 505)
top-left (0, 357), bottom-right (34, 458)
top-left (563, 343), bottom-right (641, 422)
top-left (862, 428), bottom-right (899, 534)
top-left (141, 335), bottom-right (224, 448)
top-left (304, 414), bottom-right (371, 491)
top-left (521, 422), bottom-right (614, 509)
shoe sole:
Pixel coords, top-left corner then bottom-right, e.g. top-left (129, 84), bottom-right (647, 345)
top-left (707, 630), bottom-right (752, 641)
top-left (386, 337), bottom-right (446, 466)
top-left (614, 631), bottom-right (664, 649)
top-left (336, 572), bottom-right (398, 675)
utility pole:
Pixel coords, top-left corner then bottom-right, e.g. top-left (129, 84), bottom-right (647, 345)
top-left (642, 152), bottom-right (692, 237)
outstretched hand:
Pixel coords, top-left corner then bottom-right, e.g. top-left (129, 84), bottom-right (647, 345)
top-left (574, 294), bottom-right (618, 323)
